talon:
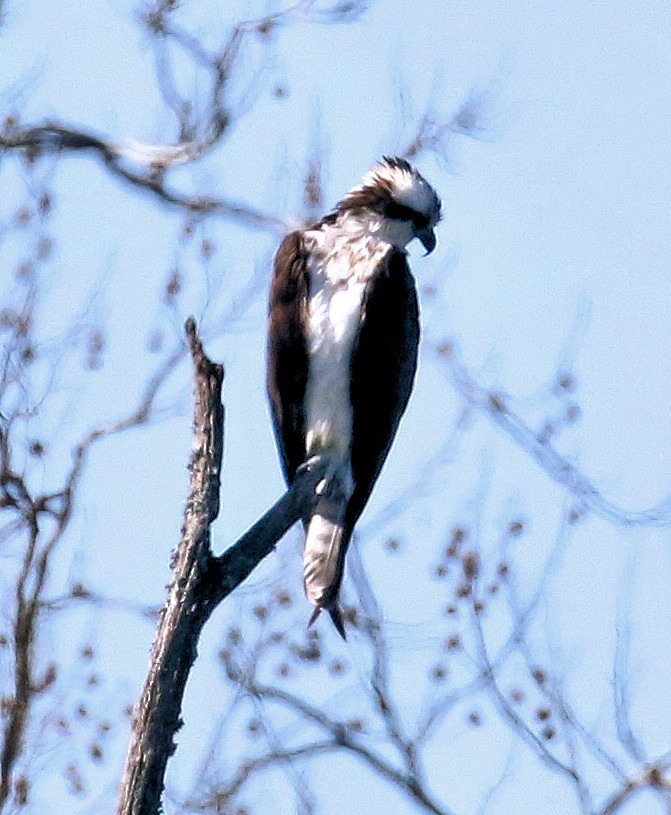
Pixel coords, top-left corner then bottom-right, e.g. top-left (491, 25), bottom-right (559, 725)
top-left (297, 455), bottom-right (323, 476)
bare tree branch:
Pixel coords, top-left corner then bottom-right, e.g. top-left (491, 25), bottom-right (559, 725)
top-left (0, 124), bottom-right (288, 233)
top-left (201, 680), bottom-right (455, 815)
top-left (348, 549), bottom-right (422, 778)
top-left (116, 319), bottom-right (326, 815)
top-left (116, 318), bottom-right (225, 815)
top-left (0, 301), bottom-right (185, 807)
top-left (0, 2), bottom-right (374, 237)
top-left (440, 343), bottom-right (671, 527)
top-left (613, 590), bottom-right (647, 763)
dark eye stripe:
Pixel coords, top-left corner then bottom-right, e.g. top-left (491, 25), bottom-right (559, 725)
top-left (384, 201), bottom-right (430, 230)
top-left (385, 202), bottom-right (414, 220)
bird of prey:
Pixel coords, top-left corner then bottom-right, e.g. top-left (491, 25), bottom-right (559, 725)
top-left (266, 156), bottom-right (441, 638)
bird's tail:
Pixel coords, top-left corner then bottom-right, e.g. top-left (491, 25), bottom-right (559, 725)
top-left (303, 471), bottom-right (350, 640)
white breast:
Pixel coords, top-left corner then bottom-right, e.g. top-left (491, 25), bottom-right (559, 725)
top-left (304, 218), bottom-right (389, 471)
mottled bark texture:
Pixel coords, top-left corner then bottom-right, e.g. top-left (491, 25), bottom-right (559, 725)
top-left (116, 319), bottom-right (323, 815)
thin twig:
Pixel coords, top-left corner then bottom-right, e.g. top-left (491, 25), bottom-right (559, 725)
top-left (441, 344), bottom-right (671, 527)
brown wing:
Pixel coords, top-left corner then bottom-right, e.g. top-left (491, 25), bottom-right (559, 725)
top-left (346, 249), bottom-right (420, 533)
top-left (266, 230), bottom-right (310, 485)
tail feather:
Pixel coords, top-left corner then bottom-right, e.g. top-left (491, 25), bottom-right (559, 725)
top-left (303, 470), bottom-right (350, 639)
top-left (328, 605), bottom-right (347, 640)
top-left (306, 596), bottom-right (347, 641)
top-left (303, 513), bottom-right (344, 607)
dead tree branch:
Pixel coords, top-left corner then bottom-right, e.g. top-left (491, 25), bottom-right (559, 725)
top-left (116, 318), bottom-right (324, 815)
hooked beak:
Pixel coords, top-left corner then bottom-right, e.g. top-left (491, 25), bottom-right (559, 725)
top-left (417, 227), bottom-right (437, 255)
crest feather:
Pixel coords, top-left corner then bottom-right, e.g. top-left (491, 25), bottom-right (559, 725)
top-left (337, 156), bottom-right (441, 222)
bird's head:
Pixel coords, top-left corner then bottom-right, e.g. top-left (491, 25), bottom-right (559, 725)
top-left (337, 156), bottom-right (442, 254)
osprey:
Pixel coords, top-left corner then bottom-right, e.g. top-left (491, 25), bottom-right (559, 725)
top-left (266, 157), bottom-right (441, 638)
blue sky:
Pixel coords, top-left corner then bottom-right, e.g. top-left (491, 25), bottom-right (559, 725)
top-left (1, 1), bottom-right (671, 813)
